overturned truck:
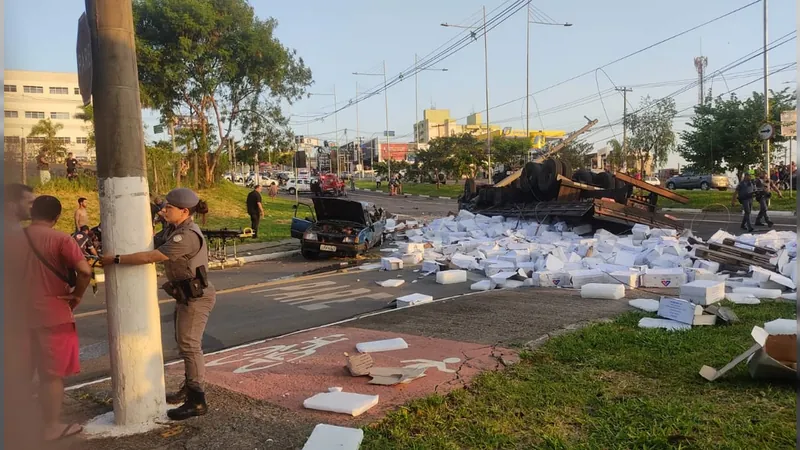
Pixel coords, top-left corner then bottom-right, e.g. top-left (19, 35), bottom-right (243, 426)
top-left (459, 120), bottom-right (690, 233)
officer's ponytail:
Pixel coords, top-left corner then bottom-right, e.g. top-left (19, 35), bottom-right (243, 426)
top-left (192, 199), bottom-right (209, 227)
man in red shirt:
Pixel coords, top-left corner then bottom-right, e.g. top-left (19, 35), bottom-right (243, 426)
top-left (24, 195), bottom-right (92, 441)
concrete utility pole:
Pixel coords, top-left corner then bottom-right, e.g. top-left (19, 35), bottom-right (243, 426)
top-left (87, 0), bottom-right (166, 426)
top-left (20, 137), bottom-right (27, 184)
top-left (355, 81), bottom-right (360, 176)
top-left (616, 86), bottom-right (633, 170)
top-left (482, 6), bottom-right (491, 177)
top-left (762, 0), bottom-right (770, 177)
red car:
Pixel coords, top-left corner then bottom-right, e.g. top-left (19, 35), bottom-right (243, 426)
top-left (318, 173), bottom-right (346, 197)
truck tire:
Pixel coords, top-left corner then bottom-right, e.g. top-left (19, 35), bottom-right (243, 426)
top-left (593, 171), bottom-right (614, 190)
top-left (301, 249), bottom-right (319, 260)
top-left (572, 169), bottom-right (593, 185)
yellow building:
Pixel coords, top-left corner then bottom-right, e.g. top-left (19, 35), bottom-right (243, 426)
top-left (413, 108), bottom-right (565, 150)
top-left (4, 70), bottom-right (92, 158)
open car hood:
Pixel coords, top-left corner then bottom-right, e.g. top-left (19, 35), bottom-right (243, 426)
top-left (311, 197), bottom-right (372, 225)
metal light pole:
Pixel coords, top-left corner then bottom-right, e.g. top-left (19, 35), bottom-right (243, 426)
top-left (353, 64), bottom-right (391, 182)
top-left (414, 54), bottom-right (448, 152)
top-left (442, 7), bottom-right (492, 177)
top-left (526, 2), bottom-right (571, 140)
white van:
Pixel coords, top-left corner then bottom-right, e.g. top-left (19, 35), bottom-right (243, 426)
top-left (282, 178), bottom-right (311, 194)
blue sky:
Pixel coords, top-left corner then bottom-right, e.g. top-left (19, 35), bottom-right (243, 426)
top-left (5, 0), bottom-right (797, 168)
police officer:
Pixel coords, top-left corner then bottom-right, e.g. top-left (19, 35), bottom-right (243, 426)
top-left (101, 187), bottom-right (215, 421)
top-left (754, 170), bottom-right (783, 228)
top-left (731, 172), bottom-right (755, 232)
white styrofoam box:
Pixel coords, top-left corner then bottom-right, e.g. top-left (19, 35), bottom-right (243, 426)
top-left (302, 424), bottom-right (364, 450)
top-left (680, 280), bottom-right (725, 305)
top-left (422, 260), bottom-right (442, 273)
top-left (381, 257), bottom-right (403, 271)
top-left (422, 250), bottom-right (444, 261)
top-left (693, 259), bottom-right (720, 273)
top-left (486, 224), bottom-right (506, 238)
top-left (614, 250), bottom-right (639, 267)
top-left (606, 271), bottom-right (640, 287)
top-left (781, 292), bottom-right (797, 301)
top-left (456, 209), bottom-right (475, 221)
top-left (569, 269), bottom-right (606, 289)
top-left (468, 230), bottom-right (487, 239)
top-left (632, 224), bottom-right (650, 241)
top-left (597, 263), bottom-right (631, 274)
top-left (458, 240), bottom-right (480, 253)
top-left (499, 279), bottom-right (525, 289)
top-left (641, 268), bottom-right (686, 288)
top-left (441, 244), bottom-right (460, 256)
top-left (356, 337), bottom-right (409, 353)
top-left (570, 223), bottom-right (592, 236)
top-left (406, 228), bottom-right (424, 237)
top-left (451, 253), bottom-right (478, 270)
top-left (694, 270), bottom-right (728, 282)
top-left (769, 272), bottom-right (796, 290)
top-left (582, 257), bottom-right (603, 269)
top-left (474, 214), bottom-right (491, 223)
top-left (499, 251), bottom-right (530, 264)
top-left (731, 287), bottom-right (782, 299)
top-left (376, 279), bottom-right (405, 288)
top-left (563, 262), bottom-right (583, 272)
top-left (523, 278), bottom-right (538, 287)
top-left (303, 392), bottom-right (379, 417)
top-left (638, 317), bottom-right (691, 331)
top-left (749, 266), bottom-right (774, 283)
top-left (485, 261), bottom-right (516, 277)
top-left (580, 283), bottom-right (625, 300)
top-left (516, 261), bottom-right (537, 275)
top-left (759, 280), bottom-right (785, 290)
top-left (596, 241), bottom-right (615, 254)
top-left (401, 253), bottom-right (423, 265)
top-left (661, 244), bottom-right (683, 257)
top-left (726, 293), bottom-right (761, 304)
top-left (567, 252), bottom-right (583, 263)
top-left (457, 219), bottom-right (477, 232)
top-left (470, 279), bottom-right (495, 291)
top-left (405, 220), bottom-right (419, 228)
top-left (397, 243), bottom-right (425, 255)
top-left (657, 297), bottom-right (702, 325)
top-left (395, 293), bottom-right (434, 308)
top-left (436, 270), bottom-right (468, 285)
top-left (490, 215), bottom-right (505, 223)
top-left (536, 271), bottom-right (571, 288)
top-left (544, 254), bottom-right (565, 272)
top-left (651, 254), bottom-right (682, 268)
top-left (408, 235), bottom-right (425, 243)
top-left (764, 319), bottom-right (797, 335)
top-left (490, 271), bottom-right (517, 284)
top-left (651, 228), bottom-right (678, 238)
top-left (628, 298), bottom-right (660, 312)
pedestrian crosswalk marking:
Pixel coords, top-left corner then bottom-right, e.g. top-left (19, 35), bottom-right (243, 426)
top-left (252, 280), bottom-right (393, 310)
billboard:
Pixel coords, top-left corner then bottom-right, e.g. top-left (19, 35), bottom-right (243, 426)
top-left (379, 143), bottom-right (410, 161)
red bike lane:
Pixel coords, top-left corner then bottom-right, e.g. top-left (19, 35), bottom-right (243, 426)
top-left (183, 325), bottom-right (516, 424)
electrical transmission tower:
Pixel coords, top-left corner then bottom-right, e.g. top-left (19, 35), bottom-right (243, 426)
top-left (694, 56), bottom-right (708, 105)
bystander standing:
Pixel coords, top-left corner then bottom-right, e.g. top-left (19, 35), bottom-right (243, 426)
top-left (246, 185), bottom-right (264, 238)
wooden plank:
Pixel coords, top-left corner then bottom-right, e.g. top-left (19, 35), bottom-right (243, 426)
top-left (556, 174), bottom-right (602, 190)
top-left (721, 238), bottom-right (775, 255)
top-left (614, 171), bottom-right (690, 204)
top-left (708, 243), bottom-right (773, 263)
top-left (695, 247), bottom-right (775, 270)
top-left (494, 169), bottom-right (522, 188)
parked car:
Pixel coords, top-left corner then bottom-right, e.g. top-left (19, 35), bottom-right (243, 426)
top-left (282, 178), bottom-right (311, 194)
top-left (644, 176), bottom-right (660, 186)
top-left (224, 172), bottom-right (245, 183)
top-left (665, 173), bottom-right (729, 191)
top-left (318, 173), bottom-right (346, 196)
top-left (291, 198), bottom-right (386, 259)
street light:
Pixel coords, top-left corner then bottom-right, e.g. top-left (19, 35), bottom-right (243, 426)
top-left (442, 6), bottom-right (492, 178)
top-left (526, 2), bottom-right (572, 142)
top-left (354, 62), bottom-right (392, 184)
top-left (403, 54), bottom-right (447, 151)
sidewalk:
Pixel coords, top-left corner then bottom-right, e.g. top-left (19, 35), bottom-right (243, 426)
top-left (61, 287), bottom-right (653, 449)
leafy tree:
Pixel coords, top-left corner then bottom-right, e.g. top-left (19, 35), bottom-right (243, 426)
top-left (559, 139), bottom-right (594, 171)
top-left (413, 141), bottom-right (451, 187)
top-left (679, 89), bottom-right (795, 179)
top-left (74, 104), bottom-right (95, 154)
top-left (28, 119), bottom-right (67, 161)
top-left (604, 138), bottom-right (637, 171)
top-left (134, 0), bottom-right (313, 186)
top-left (626, 96), bottom-right (677, 174)
top-left (447, 133), bottom-right (486, 181)
top-left (491, 137), bottom-right (529, 171)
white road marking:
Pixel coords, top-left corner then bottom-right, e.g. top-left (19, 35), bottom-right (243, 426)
top-left (256, 280), bottom-right (393, 310)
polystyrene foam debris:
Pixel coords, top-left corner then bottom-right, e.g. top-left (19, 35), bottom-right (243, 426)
top-left (726, 293), bottom-right (761, 305)
top-left (303, 391), bottom-right (379, 417)
top-left (638, 317), bottom-right (691, 331)
top-left (302, 424), bottom-right (364, 450)
top-left (763, 319), bottom-right (797, 335)
top-left (731, 287), bottom-right (782, 299)
top-left (395, 293), bottom-right (434, 308)
top-left (356, 338), bottom-right (409, 353)
top-left (436, 270), bottom-right (467, 285)
top-left (628, 298), bottom-right (660, 312)
top-left (376, 279), bottom-right (405, 288)
top-left (581, 283), bottom-right (625, 300)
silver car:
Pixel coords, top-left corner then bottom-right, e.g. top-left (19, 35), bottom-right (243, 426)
top-left (665, 173), bottom-right (729, 191)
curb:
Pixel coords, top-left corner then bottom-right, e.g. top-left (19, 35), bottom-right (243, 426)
top-left (524, 317), bottom-right (614, 350)
top-left (662, 207), bottom-right (796, 217)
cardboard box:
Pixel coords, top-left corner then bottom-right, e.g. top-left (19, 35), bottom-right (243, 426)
top-left (641, 268), bottom-right (686, 288)
top-left (700, 326), bottom-right (798, 381)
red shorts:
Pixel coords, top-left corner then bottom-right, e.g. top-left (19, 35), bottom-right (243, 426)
top-left (32, 323), bottom-right (80, 378)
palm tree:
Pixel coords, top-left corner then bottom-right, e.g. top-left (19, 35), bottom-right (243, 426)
top-left (28, 119), bottom-right (68, 161)
top-left (74, 104), bottom-right (95, 153)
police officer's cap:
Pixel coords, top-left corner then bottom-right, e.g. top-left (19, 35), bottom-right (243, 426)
top-left (166, 188), bottom-right (199, 209)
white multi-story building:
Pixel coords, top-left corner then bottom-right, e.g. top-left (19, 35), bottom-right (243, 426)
top-left (4, 70), bottom-right (92, 158)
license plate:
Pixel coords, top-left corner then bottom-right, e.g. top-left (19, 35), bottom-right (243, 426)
top-left (319, 244), bottom-right (337, 252)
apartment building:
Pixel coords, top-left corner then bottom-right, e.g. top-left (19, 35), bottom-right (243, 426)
top-left (4, 70), bottom-right (91, 158)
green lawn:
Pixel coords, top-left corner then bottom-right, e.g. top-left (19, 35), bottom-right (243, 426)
top-left (355, 180), bottom-right (464, 198)
top-left (35, 178), bottom-right (296, 242)
top-left (363, 301), bottom-right (797, 449)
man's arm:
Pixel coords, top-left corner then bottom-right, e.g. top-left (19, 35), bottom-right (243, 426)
top-left (258, 200), bottom-right (264, 217)
top-left (102, 249), bottom-right (169, 266)
top-left (71, 258), bottom-right (93, 302)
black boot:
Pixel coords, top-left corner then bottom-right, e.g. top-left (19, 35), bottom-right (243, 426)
top-left (165, 381), bottom-right (187, 405)
top-left (167, 388), bottom-right (208, 421)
